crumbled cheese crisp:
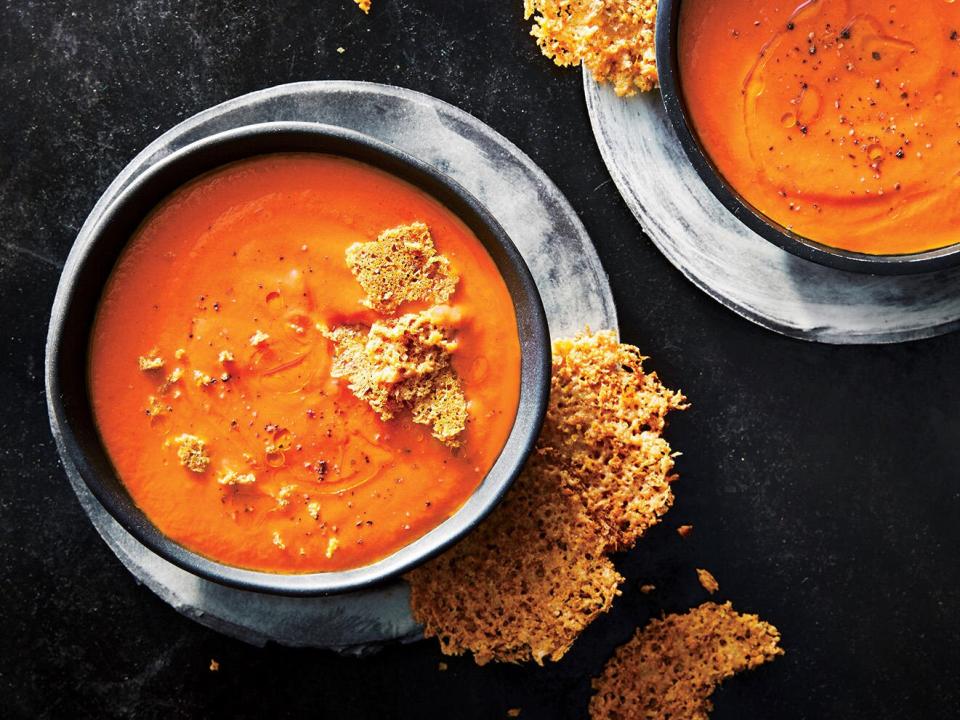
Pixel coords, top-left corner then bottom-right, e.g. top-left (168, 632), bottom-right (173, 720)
top-left (589, 602), bottom-right (783, 719)
top-left (249, 330), bottom-right (270, 346)
top-left (192, 369), bottom-right (214, 387)
top-left (209, 659), bottom-right (219, 672)
top-left (524, 0), bottom-right (660, 97)
top-left (138, 354), bottom-right (164, 371)
top-left (174, 348), bottom-right (186, 360)
top-left (272, 531), bottom-right (286, 550)
top-left (354, 0), bottom-right (371, 14)
top-left (172, 434), bottom-right (209, 473)
top-left (677, 524), bottom-right (694, 538)
top-left (218, 350), bottom-right (235, 364)
top-left (325, 536), bottom-right (340, 558)
top-left (275, 484), bottom-right (297, 508)
top-left (640, 583), bottom-right (656, 594)
top-left (407, 330), bottom-right (685, 665)
top-left (307, 501), bottom-right (321, 520)
top-left (507, 710), bottom-right (522, 718)
top-left (697, 568), bottom-right (720, 595)
top-left (325, 309), bottom-right (467, 445)
top-left (166, 367), bottom-right (184, 384)
top-left (217, 469), bottom-right (256, 486)
top-left (345, 222), bottom-right (459, 313)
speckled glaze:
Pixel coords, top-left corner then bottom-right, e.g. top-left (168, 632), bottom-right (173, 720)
top-left (584, 70), bottom-right (960, 344)
top-left (46, 81), bottom-right (618, 650)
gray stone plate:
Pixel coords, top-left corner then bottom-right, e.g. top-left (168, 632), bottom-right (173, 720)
top-left (584, 72), bottom-right (960, 345)
top-left (50, 81), bottom-right (617, 652)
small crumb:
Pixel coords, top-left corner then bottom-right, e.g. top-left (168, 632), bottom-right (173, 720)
top-left (307, 501), bottom-right (321, 520)
top-left (138, 354), bottom-right (164, 371)
top-left (209, 659), bottom-right (219, 672)
top-left (272, 531), bottom-right (286, 550)
top-left (639, 583), bottom-right (656, 594)
top-left (217, 469), bottom-right (256, 486)
top-left (337, 46), bottom-right (346, 54)
top-left (696, 568), bottom-right (719, 594)
top-left (354, 0), bottom-right (370, 13)
top-left (172, 434), bottom-right (209, 473)
top-left (218, 350), bottom-right (235, 364)
top-left (192, 369), bottom-right (214, 387)
top-left (166, 367), bottom-right (184, 384)
top-left (677, 524), bottom-right (693, 538)
top-left (438, 662), bottom-right (448, 671)
top-left (174, 348), bottom-right (186, 360)
top-left (249, 330), bottom-right (270, 346)
top-left (275, 484), bottom-right (297, 508)
top-left (325, 536), bottom-right (340, 558)
top-left (507, 710), bottom-right (522, 718)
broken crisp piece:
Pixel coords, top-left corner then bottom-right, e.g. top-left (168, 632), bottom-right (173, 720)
top-left (172, 433), bottom-right (210, 473)
top-left (138, 354), bottom-right (164, 371)
top-left (354, 0), bottom-right (371, 13)
top-left (217, 469), bottom-right (256, 486)
top-left (407, 454), bottom-right (622, 665)
top-left (590, 602), bottom-right (783, 720)
top-left (697, 568), bottom-right (719, 594)
top-left (541, 329), bottom-right (687, 552)
top-left (524, 0), bottom-right (659, 97)
top-left (325, 310), bottom-right (467, 445)
top-left (407, 330), bottom-right (684, 665)
top-left (345, 222), bottom-right (458, 313)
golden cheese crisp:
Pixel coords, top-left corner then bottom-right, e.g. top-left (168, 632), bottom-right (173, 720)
top-left (590, 602), bottom-right (783, 720)
top-left (542, 330), bottom-right (687, 552)
top-left (407, 329), bottom-right (684, 664)
top-left (325, 310), bottom-right (467, 445)
top-left (524, 0), bottom-right (659, 97)
top-left (354, 0), bottom-right (371, 13)
top-left (407, 454), bottom-right (622, 665)
top-left (345, 222), bottom-right (459, 313)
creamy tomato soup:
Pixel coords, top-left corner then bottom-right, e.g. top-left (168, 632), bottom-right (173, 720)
top-left (680, 0), bottom-right (960, 254)
top-left (88, 154), bottom-right (521, 573)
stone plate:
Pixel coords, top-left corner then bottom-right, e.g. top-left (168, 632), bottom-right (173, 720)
top-left (48, 81), bottom-right (618, 653)
top-left (584, 72), bottom-right (960, 345)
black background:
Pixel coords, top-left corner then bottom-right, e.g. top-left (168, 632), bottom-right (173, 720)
top-left (2, 1), bottom-right (959, 718)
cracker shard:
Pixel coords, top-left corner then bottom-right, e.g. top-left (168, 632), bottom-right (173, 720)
top-left (524, 0), bottom-right (659, 97)
top-left (544, 330), bottom-right (687, 552)
top-left (345, 222), bottom-right (458, 313)
top-left (590, 602), bottom-right (784, 720)
top-left (325, 309), bottom-right (467, 445)
top-left (407, 329), bottom-right (685, 665)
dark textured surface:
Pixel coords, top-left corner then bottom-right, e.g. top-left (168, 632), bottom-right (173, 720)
top-left (1, 1), bottom-right (958, 718)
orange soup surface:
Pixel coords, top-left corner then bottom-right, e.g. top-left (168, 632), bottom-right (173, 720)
top-left (680, 0), bottom-right (960, 254)
top-left (89, 154), bottom-right (521, 573)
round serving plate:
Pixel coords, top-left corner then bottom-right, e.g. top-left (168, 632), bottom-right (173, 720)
top-left (583, 71), bottom-right (960, 345)
top-left (49, 81), bottom-right (618, 653)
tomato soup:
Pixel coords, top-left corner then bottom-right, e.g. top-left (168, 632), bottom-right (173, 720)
top-left (679, 0), bottom-right (960, 254)
top-left (88, 154), bottom-right (521, 573)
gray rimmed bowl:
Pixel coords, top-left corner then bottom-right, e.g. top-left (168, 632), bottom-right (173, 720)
top-left (656, 0), bottom-right (960, 275)
top-left (45, 121), bottom-right (551, 596)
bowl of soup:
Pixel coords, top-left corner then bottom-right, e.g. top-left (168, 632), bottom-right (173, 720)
top-left (657, 0), bottom-right (960, 274)
top-left (46, 121), bottom-right (551, 595)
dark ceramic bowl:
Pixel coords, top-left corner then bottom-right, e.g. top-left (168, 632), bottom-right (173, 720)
top-left (45, 121), bottom-right (551, 595)
top-left (656, 0), bottom-right (960, 275)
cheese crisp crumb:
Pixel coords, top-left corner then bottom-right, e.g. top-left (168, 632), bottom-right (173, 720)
top-left (524, 0), bottom-right (660, 97)
top-left (276, 484), bottom-right (297, 508)
top-left (307, 501), bottom-right (321, 520)
top-left (217, 469), bottom-right (256, 486)
top-left (166, 367), bottom-right (183, 384)
top-left (590, 602), bottom-right (783, 719)
top-left (325, 310), bottom-right (467, 445)
top-left (192, 369), bottom-right (214, 387)
top-left (272, 531), bottom-right (285, 550)
top-left (354, 0), bottom-right (371, 14)
top-left (697, 568), bottom-right (720, 594)
top-left (249, 330), bottom-right (270, 346)
top-left (138, 354), bottom-right (164, 371)
top-left (345, 222), bottom-right (459, 313)
top-left (173, 434), bottom-right (209, 473)
top-left (174, 348), bottom-right (186, 360)
top-left (325, 536), bottom-right (340, 558)
top-left (218, 350), bottom-right (235, 364)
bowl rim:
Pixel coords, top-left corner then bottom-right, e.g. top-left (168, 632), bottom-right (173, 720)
top-left (655, 0), bottom-right (960, 276)
top-left (45, 121), bottom-right (551, 596)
